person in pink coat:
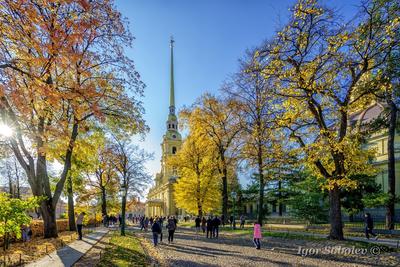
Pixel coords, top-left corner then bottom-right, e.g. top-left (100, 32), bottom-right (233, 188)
top-left (253, 222), bottom-right (261, 249)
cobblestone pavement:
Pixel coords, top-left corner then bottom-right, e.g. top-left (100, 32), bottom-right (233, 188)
top-left (137, 228), bottom-right (400, 267)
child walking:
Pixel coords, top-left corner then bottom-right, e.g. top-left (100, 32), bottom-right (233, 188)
top-left (253, 222), bottom-right (261, 249)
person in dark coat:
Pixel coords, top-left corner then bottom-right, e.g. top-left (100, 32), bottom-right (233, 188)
top-left (364, 213), bottom-right (378, 240)
top-left (206, 217), bottom-right (213, 238)
top-left (151, 220), bottom-right (162, 246)
top-left (157, 217), bottom-right (164, 242)
top-left (212, 216), bottom-right (221, 238)
top-left (201, 217), bottom-right (206, 233)
top-left (195, 216), bottom-right (201, 234)
top-left (166, 217), bottom-right (177, 243)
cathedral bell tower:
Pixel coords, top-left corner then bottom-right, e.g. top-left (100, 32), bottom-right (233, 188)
top-left (166, 37), bottom-right (179, 132)
top-left (145, 37), bottom-right (184, 218)
top-left (161, 37), bottom-right (182, 183)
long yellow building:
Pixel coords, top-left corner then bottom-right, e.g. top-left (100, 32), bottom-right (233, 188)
top-left (356, 103), bottom-right (400, 209)
top-left (145, 38), bottom-right (183, 217)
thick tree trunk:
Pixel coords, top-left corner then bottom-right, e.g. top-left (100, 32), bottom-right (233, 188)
top-left (386, 100), bottom-right (397, 230)
top-left (8, 174), bottom-right (13, 197)
top-left (219, 152), bottom-right (228, 225)
top-left (196, 172), bottom-right (202, 217)
top-left (328, 186), bottom-right (344, 240)
top-left (101, 186), bottom-right (107, 216)
top-left (198, 204), bottom-right (203, 218)
top-left (257, 172), bottom-right (265, 226)
top-left (278, 180), bottom-right (283, 216)
top-left (121, 190), bottom-right (127, 236)
top-left (257, 145), bottom-right (265, 225)
top-left (16, 172), bottom-right (20, 199)
top-left (41, 200), bottom-right (58, 238)
top-left (67, 175), bottom-right (76, 231)
top-left (222, 167), bottom-right (228, 225)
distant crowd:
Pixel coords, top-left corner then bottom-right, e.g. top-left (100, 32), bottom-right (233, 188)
top-left (98, 212), bottom-right (379, 250)
top-left (133, 213), bottom-right (260, 248)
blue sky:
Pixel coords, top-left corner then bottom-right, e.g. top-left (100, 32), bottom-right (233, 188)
top-left (114, 0), bottom-right (361, 192)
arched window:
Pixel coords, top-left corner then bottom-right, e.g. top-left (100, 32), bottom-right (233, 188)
top-left (172, 124), bottom-right (174, 129)
top-left (168, 124), bottom-right (171, 129)
top-left (172, 146), bottom-right (177, 154)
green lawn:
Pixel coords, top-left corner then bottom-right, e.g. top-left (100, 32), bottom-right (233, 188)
top-left (177, 221), bottom-right (193, 227)
top-left (98, 231), bottom-right (149, 267)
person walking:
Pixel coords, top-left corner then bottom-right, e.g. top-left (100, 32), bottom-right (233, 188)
top-left (206, 217), bottom-right (213, 239)
top-left (240, 215), bottom-right (245, 228)
top-left (364, 213), bottom-right (378, 240)
top-left (144, 217), bottom-right (149, 231)
top-left (158, 217), bottom-right (164, 243)
top-left (201, 217), bottom-right (206, 234)
top-left (195, 216), bottom-right (201, 235)
top-left (212, 216), bottom-right (221, 238)
top-left (76, 212), bottom-right (86, 240)
top-left (22, 225), bottom-right (28, 242)
top-left (253, 222), bottom-right (261, 249)
top-left (102, 214), bottom-right (106, 227)
top-left (151, 219), bottom-right (162, 246)
top-left (140, 216), bottom-right (145, 230)
top-left (166, 217), bottom-right (177, 243)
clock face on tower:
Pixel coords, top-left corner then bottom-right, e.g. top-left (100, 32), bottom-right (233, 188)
top-left (172, 134), bottom-right (176, 139)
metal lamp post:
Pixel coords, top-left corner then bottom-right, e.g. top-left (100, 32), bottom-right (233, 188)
top-left (231, 191), bottom-right (237, 230)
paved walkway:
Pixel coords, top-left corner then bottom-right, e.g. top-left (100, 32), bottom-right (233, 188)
top-left (26, 228), bottom-right (109, 267)
top-left (137, 228), bottom-right (400, 267)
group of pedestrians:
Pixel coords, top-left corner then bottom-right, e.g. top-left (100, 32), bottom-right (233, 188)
top-left (150, 216), bottom-right (177, 246)
top-left (204, 216), bottom-right (221, 238)
top-left (102, 214), bottom-right (121, 227)
top-left (194, 214), bottom-right (261, 249)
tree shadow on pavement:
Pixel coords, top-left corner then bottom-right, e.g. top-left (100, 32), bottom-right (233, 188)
top-left (138, 229), bottom-right (400, 267)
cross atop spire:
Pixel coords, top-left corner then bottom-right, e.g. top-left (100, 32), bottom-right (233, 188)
top-left (169, 36), bottom-right (175, 114)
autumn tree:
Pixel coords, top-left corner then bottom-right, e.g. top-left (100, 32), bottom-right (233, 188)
top-left (224, 56), bottom-right (289, 225)
top-left (256, 0), bottom-right (395, 239)
top-left (169, 134), bottom-right (220, 217)
top-left (112, 137), bottom-right (152, 236)
top-left (64, 135), bottom-right (98, 231)
top-left (0, 0), bottom-right (146, 237)
top-left (181, 94), bottom-right (241, 223)
top-left (87, 137), bottom-right (119, 217)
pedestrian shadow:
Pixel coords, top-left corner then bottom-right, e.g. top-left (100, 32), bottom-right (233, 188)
top-left (168, 259), bottom-right (219, 267)
top-left (56, 245), bottom-right (85, 266)
top-left (186, 244), bottom-right (240, 254)
top-left (138, 228), bottom-right (400, 267)
top-left (166, 243), bottom-right (239, 258)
